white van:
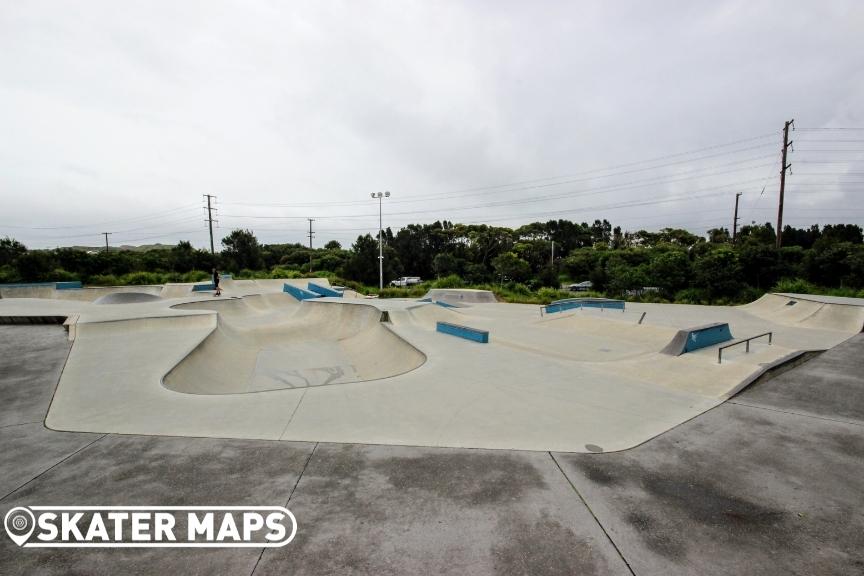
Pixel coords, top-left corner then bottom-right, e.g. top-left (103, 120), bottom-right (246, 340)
top-left (390, 276), bottom-right (422, 287)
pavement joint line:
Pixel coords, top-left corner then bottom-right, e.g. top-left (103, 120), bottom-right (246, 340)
top-left (728, 400), bottom-right (864, 428)
top-left (547, 451), bottom-right (637, 576)
top-left (0, 432), bottom-right (108, 503)
top-left (278, 387), bottom-right (310, 440)
top-left (250, 442), bottom-right (318, 576)
top-left (287, 442), bottom-right (319, 504)
top-left (0, 420), bottom-right (42, 430)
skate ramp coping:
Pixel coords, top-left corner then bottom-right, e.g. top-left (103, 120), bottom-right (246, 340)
top-left (661, 322), bottom-right (733, 356)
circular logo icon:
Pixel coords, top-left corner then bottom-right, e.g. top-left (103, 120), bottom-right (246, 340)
top-left (4, 507), bottom-right (35, 546)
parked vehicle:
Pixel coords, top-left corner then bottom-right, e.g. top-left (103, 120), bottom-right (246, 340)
top-left (566, 280), bottom-right (593, 292)
top-left (390, 276), bottom-right (422, 287)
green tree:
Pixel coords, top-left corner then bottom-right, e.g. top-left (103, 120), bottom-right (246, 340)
top-left (648, 250), bottom-right (691, 297)
top-left (15, 250), bottom-right (56, 282)
top-left (432, 253), bottom-right (459, 278)
top-left (221, 230), bottom-right (263, 271)
top-left (707, 227), bottom-right (731, 244)
top-left (693, 247), bottom-right (742, 298)
top-left (804, 242), bottom-right (856, 287)
top-left (491, 252), bottom-right (531, 283)
top-left (342, 234), bottom-right (401, 285)
top-left (0, 237), bottom-right (27, 266)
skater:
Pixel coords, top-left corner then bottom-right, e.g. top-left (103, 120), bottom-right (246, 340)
top-left (212, 267), bottom-right (222, 296)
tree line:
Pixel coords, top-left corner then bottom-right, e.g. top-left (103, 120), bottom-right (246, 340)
top-left (2, 219), bottom-right (863, 303)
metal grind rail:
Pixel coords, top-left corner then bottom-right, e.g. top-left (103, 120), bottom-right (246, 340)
top-left (718, 332), bottom-right (773, 363)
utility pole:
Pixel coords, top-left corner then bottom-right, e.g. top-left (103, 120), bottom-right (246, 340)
top-left (102, 232), bottom-right (112, 253)
top-left (732, 192), bottom-right (742, 244)
top-left (204, 194), bottom-right (217, 255)
top-left (551, 240), bottom-right (555, 267)
top-left (370, 191), bottom-right (391, 290)
top-left (307, 218), bottom-right (315, 273)
top-left (776, 119), bottom-right (794, 249)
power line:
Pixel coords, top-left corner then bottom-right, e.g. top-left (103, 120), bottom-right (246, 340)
top-left (221, 144), bottom-right (779, 210)
top-left (796, 127), bottom-right (864, 131)
top-left (219, 173), bottom-right (780, 222)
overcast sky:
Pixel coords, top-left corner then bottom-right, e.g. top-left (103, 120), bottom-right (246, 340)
top-left (1, 1), bottom-right (862, 249)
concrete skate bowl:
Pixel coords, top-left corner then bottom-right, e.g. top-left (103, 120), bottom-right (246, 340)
top-left (422, 289), bottom-right (497, 305)
top-left (93, 292), bottom-right (164, 305)
top-left (741, 293), bottom-right (864, 333)
top-left (163, 295), bottom-right (426, 394)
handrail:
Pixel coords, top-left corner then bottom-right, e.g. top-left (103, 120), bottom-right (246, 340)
top-left (718, 332), bottom-right (773, 363)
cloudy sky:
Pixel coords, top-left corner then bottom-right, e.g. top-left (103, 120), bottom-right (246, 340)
top-left (1, 0), bottom-right (862, 249)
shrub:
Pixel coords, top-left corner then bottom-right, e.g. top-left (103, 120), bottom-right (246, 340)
top-left (674, 287), bottom-right (709, 305)
top-left (432, 275), bottom-right (464, 289)
top-left (121, 271), bottom-right (165, 285)
top-left (772, 278), bottom-right (818, 294)
top-left (88, 274), bottom-right (121, 286)
top-left (181, 270), bottom-right (210, 282)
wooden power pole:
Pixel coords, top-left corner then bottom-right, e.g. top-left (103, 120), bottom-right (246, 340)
top-left (733, 192), bottom-right (742, 243)
top-left (307, 218), bottom-right (315, 273)
top-left (776, 119), bottom-right (794, 249)
top-left (203, 194), bottom-right (217, 255)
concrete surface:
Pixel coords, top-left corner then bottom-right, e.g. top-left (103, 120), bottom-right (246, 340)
top-left (0, 326), bottom-right (71, 428)
top-left (734, 333), bottom-right (864, 423)
top-left (1, 286), bottom-right (862, 452)
top-left (1, 325), bottom-right (862, 575)
top-left (254, 444), bottom-right (631, 576)
top-left (553, 335), bottom-right (864, 575)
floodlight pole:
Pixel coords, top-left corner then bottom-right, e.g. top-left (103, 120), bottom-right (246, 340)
top-left (371, 191), bottom-right (390, 290)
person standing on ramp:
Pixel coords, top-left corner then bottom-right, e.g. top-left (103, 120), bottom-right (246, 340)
top-left (212, 268), bottom-right (222, 296)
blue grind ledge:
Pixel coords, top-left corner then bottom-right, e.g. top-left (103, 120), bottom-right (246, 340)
top-left (661, 322), bottom-right (734, 356)
top-left (283, 283), bottom-right (322, 300)
top-left (436, 321), bottom-right (489, 344)
top-left (307, 282), bottom-right (342, 298)
top-left (544, 298), bottom-right (625, 314)
top-left (0, 281), bottom-right (83, 290)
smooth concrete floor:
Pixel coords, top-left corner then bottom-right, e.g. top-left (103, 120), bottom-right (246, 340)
top-left (1, 326), bottom-right (862, 575)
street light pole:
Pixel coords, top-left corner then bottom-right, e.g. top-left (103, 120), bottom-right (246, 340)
top-left (370, 191), bottom-right (391, 290)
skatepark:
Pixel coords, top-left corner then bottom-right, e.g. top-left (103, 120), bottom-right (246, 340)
top-left (0, 279), bottom-right (861, 452)
top-left (1, 279), bottom-right (863, 575)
